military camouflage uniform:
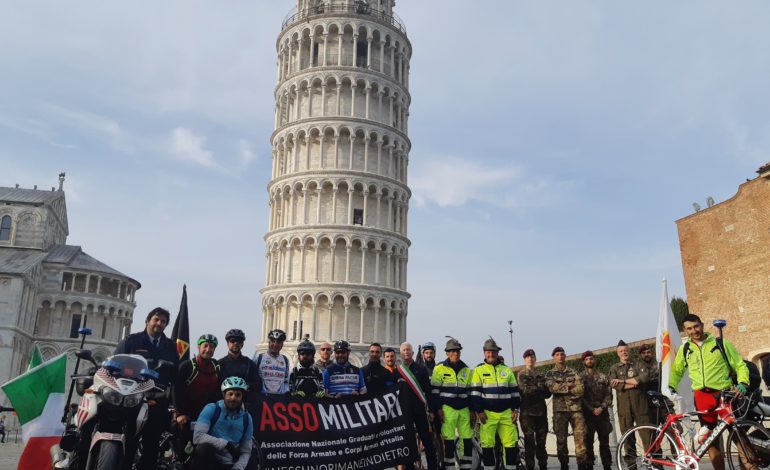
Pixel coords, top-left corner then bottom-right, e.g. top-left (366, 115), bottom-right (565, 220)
top-left (609, 360), bottom-right (653, 467)
top-left (581, 369), bottom-right (613, 470)
top-left (517, 368), bottom-right (551, 470)
top-left (639, 356), bottom-right (662, 423)
top-left (545, 366), bottom-right (587, 470)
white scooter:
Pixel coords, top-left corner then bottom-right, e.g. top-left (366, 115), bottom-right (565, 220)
top-left (51, 349), bottom-right (161, 470)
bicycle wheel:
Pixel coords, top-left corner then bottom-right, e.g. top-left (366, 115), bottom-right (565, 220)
top-left (616, 425), bottom-right (679, 470)
top-left (726, 419), bottom-right (770, 470)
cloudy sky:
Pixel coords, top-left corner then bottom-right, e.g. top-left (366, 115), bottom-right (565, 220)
top-left (2, 1), bottom-right (768, 365)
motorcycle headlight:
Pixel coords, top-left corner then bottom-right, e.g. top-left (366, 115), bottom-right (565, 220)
top-left (101, 388), bottom-right (123, 406)
top-left (123, 392), bottom-right (144, 408)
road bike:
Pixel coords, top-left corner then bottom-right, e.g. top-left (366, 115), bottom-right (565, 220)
top-left (616, 390), bottom-right (770, 469)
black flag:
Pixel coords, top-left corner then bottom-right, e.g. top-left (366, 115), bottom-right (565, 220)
top-left (171, 284), bottom-right (191, 361)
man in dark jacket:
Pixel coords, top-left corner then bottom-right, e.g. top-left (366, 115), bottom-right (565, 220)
top-left (114, 307), bottom-right (179, 470)
top-left (361, 342), bottom-right (394, 396)
top-left (218, 329), bottom-right (259, 405)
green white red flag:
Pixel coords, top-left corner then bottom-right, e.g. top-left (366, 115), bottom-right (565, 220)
top-left (2, 353), bottom-right (67, 470)
top-left (28, 343), bottom-right (43, 370)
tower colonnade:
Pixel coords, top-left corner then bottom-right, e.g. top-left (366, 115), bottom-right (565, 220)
top-left (259, 0), bottom-right (412, 364)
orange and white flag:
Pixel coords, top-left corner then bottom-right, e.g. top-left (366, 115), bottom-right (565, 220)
top-left (656, 279), bottom-right (693, 412)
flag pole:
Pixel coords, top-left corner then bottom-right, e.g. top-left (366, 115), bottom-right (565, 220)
top-left (61, 321), bottom-right (92, 423)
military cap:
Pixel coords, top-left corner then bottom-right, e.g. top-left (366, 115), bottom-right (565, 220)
top-left (483, 337), bottom-right (502, 351)
top-left (445, 338), bottom-right (462, 351)
top-left (581, 350), bottom-right (594, 360)
top-left (551, 346), bottom-right (565, 356)
top-left (617, 339), bottom-right (628, 347)
top-left (522, 348), bottom-right (536, 359)
top-left (639, 343), bottom-right (652, 352)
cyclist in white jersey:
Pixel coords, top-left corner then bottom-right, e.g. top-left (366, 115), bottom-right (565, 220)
top-left (253, 329), bottom-right (290, 395)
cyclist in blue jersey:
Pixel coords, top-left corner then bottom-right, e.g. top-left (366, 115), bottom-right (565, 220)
top-left (192, 377), bottom-right (253, 470)
top-left (323, 340), bottom-right (367, 397)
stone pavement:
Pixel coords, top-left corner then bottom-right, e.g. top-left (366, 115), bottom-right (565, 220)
top-left (0, 440), bottom-right (22, 470)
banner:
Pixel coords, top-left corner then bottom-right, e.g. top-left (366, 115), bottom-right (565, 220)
top-left (255, 386), bottom-right (418, 470)
top-left (171, 284), bottom-right (191, 361)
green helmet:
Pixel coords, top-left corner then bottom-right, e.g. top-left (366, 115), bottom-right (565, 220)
top-left (221, 376), bottom-right (248, 394)
top-left (197, 334), bottom-right (218, 347)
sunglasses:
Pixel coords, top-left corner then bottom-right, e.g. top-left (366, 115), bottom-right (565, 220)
top-left (320, 348), bottom-right (331, 351)
top-left (299, 351), bottom-right (313, 356)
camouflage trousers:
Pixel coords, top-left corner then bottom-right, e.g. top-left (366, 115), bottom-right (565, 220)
top-left (583, 410), bottom-right (612, 468)
top-left (519, 414), bottom-right (548, 470)
top-left (552, 411), bottom-right (587, 465)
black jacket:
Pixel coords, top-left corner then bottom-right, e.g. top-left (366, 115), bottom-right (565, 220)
top-left (361, 361), bottom-right (394, 396)
top-left (393, 361), bottom-right (437, 412)
top-left (219, 354), bottom-right (260, 404)
top-left (114, 331), bottom-right (179, 386)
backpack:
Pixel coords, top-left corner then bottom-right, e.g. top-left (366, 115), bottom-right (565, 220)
top-left (185, 357), bottom-right (221, 386)
top-left (681, 339), bottom-right (761, 392)
top-left (209, 403), bottom-right (250, 444)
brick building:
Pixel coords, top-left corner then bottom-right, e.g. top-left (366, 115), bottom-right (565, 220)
top-left (676, 164), bottom-right (770, 363)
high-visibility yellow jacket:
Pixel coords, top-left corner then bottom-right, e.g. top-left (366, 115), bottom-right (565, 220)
top-left (470, 362), bottom-right (520, 413)
top-left (669, 333), bottom-right (749, 391)
top-left (431, 359), bottom-right (472, 410)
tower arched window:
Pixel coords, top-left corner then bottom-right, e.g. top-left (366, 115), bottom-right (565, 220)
top-left (0, 215), bottom-right (11, 241)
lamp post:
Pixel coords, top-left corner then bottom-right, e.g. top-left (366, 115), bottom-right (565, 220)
top-left (507, 320), bottom-right (514, 366)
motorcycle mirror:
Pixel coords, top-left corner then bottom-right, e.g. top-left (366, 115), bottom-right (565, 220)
top-left (77, 327), bottom-right (93, 336)
top-left (155, 360), bottom-right (174, 372)
top-left (140, 369), bottom-right (160, 381)
top-left (75, 349), bottom-right (97, 366)
top-left (713, 319), bottom-right (727, 328)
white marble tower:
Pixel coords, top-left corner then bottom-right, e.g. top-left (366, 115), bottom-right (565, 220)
top-left (259, 0), bottom-right (412, 364)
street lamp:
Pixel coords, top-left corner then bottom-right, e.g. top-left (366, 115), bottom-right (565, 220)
top-left (507, 320), bottom-right (514, 366)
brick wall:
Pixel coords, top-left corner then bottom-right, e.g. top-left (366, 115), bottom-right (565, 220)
top-left (676, 175), bottom-right (770, 359)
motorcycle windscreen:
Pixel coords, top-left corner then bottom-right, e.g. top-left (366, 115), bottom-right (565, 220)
top-left (103, 354), bottom-right (149, 380)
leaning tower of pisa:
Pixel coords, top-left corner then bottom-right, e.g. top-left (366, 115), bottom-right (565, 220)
top-left (258, 0), bottom-right (412, 364)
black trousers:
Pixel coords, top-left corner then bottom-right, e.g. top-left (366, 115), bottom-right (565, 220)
top-left (406, 406), bottom-right (438, 470)
top-left (192, 443), bottom-right (233, 470)
top-left (138, 399), bottom-right (171, 470)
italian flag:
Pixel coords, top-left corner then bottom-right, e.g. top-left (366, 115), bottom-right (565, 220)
top-left (2, 353), bottom-right (67, 470)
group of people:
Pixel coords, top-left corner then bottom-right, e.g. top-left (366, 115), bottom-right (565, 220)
top-left (113, 307), bottom-right (757, 470)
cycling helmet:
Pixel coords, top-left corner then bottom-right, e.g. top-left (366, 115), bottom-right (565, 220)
top-left (297, 338), bottom-right (316, 354)
top-left (197, 334), bottom-right (218, 347)
top-left (225, 328), bottom-right (246, 342)
top-left (268, 329), bottom-right (287, 341)
top-left (221, 376), bottom-right (248, 393)
top-left (334, 340), bottom-right (350, 352)
top-left (422, 342), bottom-right (436, 351)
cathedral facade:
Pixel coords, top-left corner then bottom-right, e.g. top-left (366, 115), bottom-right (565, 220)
top-left (0, 174), bottom-right (140, 395)
top-left (258, 0), bottom-right (412, 363)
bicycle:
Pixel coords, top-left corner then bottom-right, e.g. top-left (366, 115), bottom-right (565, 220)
top-left (616, 390), bottom-right (770, 469)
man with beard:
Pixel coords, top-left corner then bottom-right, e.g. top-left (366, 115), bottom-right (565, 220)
top-left (289, 338), bottom-right (325, 397)
top-left (517, 349), bottom-right (550, 470)
top-left (422, 342), bottom-right (437, 375)
top-left (431, 338), bottom-right (473, 470)
top-left (115, 307), bottom-right (179, 470)
top-left (192, 377), bottom-right (253, 470)
top-left (362, 342), bottom-right (394, 396)
top-left (175, 334), bottom-right (222, 456)
top-left (323, 340), bottom-right (367, 396)
top-left (580, 351), bottom-right (612, 470)
top-left (218, 329), bottom-right (259, 404)
top-left (383, 348), bottom-right (397, 373)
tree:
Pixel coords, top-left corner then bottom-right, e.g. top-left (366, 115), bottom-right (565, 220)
top-left (670, 296), bottom-right (689, 332)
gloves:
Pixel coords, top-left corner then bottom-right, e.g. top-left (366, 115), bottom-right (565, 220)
top-left (293, 390), bottom-right (306, 397)
top-left (315, 390), bottom-right (325, 398)
top-left (216, 437), bottom-right (229, 450)
top-left (226, 442), bottom-right (241, 460)
top-left (736, 383), bottom-right (748, 395)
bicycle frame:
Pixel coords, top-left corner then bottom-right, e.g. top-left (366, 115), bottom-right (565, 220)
top-left (643, 393), bottom-right (737, 467)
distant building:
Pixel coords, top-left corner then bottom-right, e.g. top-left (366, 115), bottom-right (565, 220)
top-left (676, 164), bottom-right (770, 363)
top-left (0, 174), bottom-right (140, 395)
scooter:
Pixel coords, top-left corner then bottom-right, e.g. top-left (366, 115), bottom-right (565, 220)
top-left (51, 349), bottom-right (161, 470)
